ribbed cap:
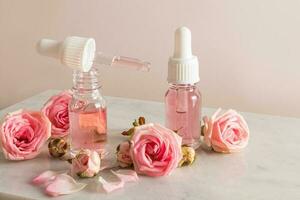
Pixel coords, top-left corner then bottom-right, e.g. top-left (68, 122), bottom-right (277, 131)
top-left (168, 27), bottom-right (199, 84)
top-left (36, 36), bottom-right (96, 72)
top-left (62, 37), bottom-right (96, 72)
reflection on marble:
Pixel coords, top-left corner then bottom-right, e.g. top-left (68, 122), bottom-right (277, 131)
top-left (0, 90), bottom-right (300, 199)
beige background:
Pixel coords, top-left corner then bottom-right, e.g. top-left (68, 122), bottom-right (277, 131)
top-left (0, 0), bottom-right (300, 117)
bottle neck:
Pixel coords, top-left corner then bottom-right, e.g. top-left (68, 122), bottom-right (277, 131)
top-left (72, 68), bottom-right (101, 93)
top-left (169, 83), bottom-right (197, 89)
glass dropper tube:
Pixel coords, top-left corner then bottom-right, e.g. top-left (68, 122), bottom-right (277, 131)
top-left (93, 52), bottom-right (151, 72)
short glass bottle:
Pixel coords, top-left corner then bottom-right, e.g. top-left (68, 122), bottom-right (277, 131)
top-left (165, 83), bottom-right (202, 149)
top-left (69, 68), bottom-right (107, 154)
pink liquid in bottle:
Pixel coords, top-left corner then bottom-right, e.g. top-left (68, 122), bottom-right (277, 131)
top-left (69, 68), bottom-right (107, 154)
top-left (165, 84), bottom-right (202, 149)
top-left (69, 107), bottom-right (107, 153)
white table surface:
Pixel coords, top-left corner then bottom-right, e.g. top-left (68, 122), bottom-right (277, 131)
top-left (0, 90), bottom-right (299, 200)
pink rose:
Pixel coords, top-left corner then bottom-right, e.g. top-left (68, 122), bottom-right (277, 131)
top-left (116, 141), bottom-right (133, 168)
top-left (71, 149), bottom-right (100, 178)
top-left (0, 110), bottom-right (51, 160)
top-left (130, 123), bottom-right (182, 177)
top-left (202, 108), bottom-right (250, 153)
top-left (42, 91), bottom-right (72, 137)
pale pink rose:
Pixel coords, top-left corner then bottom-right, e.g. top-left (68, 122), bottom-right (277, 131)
top-left (202, 108), bottom-right (250, 153)
top-left (0, 110), bottom-right (51, 160)
top-left (71, 149), bottom-right (100, 178)
top-left (42, 91), bottom-right (72, 137)
top-left (116, 141), bottom-right (133, 168)
top-left (130, 123), bottom-right (182, 177)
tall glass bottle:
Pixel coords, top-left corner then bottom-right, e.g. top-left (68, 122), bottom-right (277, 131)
top-left (165, 26), bottom-right (202, 149)
top-left (165, 84), bottom-right (201, 148)
top-left (69, 68), bottom-right (107, 154)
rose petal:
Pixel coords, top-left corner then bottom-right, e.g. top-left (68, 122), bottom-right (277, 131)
top-left (32, 170), bottom-right (60, 185)
top-left (212, 108), bottom-right (222, 120)
top-left (98, 176), bottom-right (124, 193)
top-left (202, 116), bottom-right (212, 147)
top-left (111, 170), bottom-right (139, 183)
top-left (100, 159), bottom-right (118, 171)
top-left (211, 121), bottom-right (231, 153)
top-left (87, 151), bottom-right (101, 173)
top-left (45, 174), bottom-right (86, 197)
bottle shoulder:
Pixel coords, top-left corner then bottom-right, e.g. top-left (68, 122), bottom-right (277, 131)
top-left (165, 85), bottom-right (201, 99)
top-left (70, 89), bottom-right (106, 106)
top-left (166, 84), bottom-right (201, 93)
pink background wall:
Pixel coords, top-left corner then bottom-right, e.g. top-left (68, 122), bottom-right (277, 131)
top-left (1, 0), bottom-right (300, 117)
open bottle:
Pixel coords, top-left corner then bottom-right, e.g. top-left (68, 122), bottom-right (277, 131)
top-left (37, 36), bottom-right (150, 154)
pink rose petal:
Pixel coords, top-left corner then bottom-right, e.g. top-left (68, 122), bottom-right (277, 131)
top-left (98, 176), bottom-right (124, 193)
top-left (32, 170), bottom-right (59, 185)
top-left (111, 169), bottom-right (139, 183)
top-left (45, 174), bottom-right (86, 197)
top-left (116, 141), bottom-right (133, 168)
top-left (100, 159), bottom-right (118, 171)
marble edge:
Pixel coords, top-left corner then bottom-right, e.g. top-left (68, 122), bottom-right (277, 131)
top-left (0, 192), bottom-right (35, 200)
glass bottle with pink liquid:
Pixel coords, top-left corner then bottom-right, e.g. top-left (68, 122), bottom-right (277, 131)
top-left (69, 68), bottom-right (107, 154)
top-left (165, 27), bottom-right (202, 149)
top-left (36, 36), bottom-right (151, 154)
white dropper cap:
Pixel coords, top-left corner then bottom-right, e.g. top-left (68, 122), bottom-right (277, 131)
top-left (168, 26), bottom-right (199, 84)
top-left (36, 36), bottom-right (96, 72)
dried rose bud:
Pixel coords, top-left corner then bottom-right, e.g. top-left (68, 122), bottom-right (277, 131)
top-left (201, 124), bottom-right (205, 136)
top-left (48, 138), bottom-right (69, 158)
top-left (138, 117), bottom-right (145, 125)
top-left (178, 146), bottom-right (196, 167)
top-left (133, 120), bottom-right (139, 127)
top-left (121, 116), bottom-right (146, 137)
top-left (121, 127), bottom-right (135, 136)
top-left (173, 126), bottom-right (183, 134)
top-left (133, 116), bottom-right (146, 126)
top-left (121, 130), bottom-right (128, 136)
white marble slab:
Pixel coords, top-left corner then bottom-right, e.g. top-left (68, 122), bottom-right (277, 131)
top-left (0, 90), bottom-right (299, 200)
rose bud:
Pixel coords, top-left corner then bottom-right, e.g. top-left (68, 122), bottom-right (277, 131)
top-left (138, 116), bottom-right (145, 125)
top-left (178, 146), bottom-right (196, 167)
top-left (116, 141), bottom-right (133, 168)
top-left (71, 149), bottom-right (100, 178)
top-left (48, 138), bottom-right (69, 158)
